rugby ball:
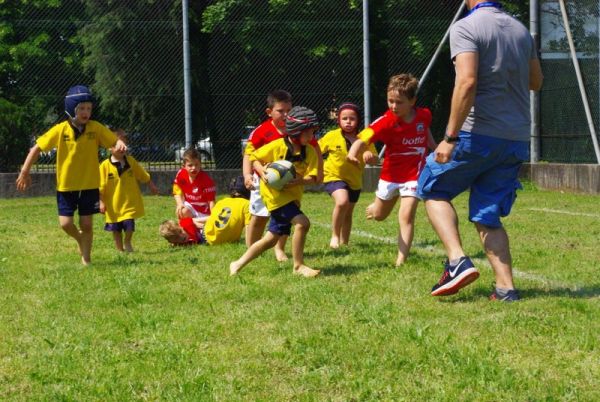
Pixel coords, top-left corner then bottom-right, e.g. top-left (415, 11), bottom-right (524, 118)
top-left (264, 160), bottom-right (296, 190)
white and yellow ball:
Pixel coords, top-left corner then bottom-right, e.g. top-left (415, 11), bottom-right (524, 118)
top-left (264, 160), bottom-right (296, 190)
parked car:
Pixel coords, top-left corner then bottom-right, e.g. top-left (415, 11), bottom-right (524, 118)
top-left (175, 137), bottom-right (214, 163)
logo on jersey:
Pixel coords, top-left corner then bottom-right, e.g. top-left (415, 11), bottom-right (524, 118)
top-left (416, 123), bottom-right (425, 133)
top-left (402, 136), bottom-right (425, 145)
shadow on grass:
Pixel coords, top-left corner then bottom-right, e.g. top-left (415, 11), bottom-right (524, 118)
top-left (321, 263), bottom-right (382, 276)
top-left (436, 283), bottom-right (600, 302)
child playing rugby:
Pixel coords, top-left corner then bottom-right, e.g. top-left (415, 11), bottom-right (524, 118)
top-left (173, 148), bottom-right (216, 220)
top-left (16, 85), bottom-right (127, 265)
top-left (160, 176), bottom-right (250, 246)
top-left (231, 106), bottom-right (320, 277)
top-left (347, 74), bottom-right (436, 266)
top-left (99, 129), bottom-right (159, 252)
top-left (318, 102), bottom-right (378, 248)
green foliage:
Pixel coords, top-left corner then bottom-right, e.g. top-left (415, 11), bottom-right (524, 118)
top-left (0, 97), bottom-right (31, 171)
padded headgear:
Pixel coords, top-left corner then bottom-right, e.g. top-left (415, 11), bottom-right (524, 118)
top-left (285, 106), bottom-right (319, 138)
top-left (65, 85), bottom-right (94, 119)
top-left (229, 175), bottom-right (250, 199)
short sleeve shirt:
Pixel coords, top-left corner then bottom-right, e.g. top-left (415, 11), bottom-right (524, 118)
top-left (318, 128), bottom-right (377, 190)
top-left (203, 197), bottom-right (250, 245)
top-left (250, 138), bottom-right (318, 211)
top-left (450, 7), bottom-right (536, 141)
top-left (99, 155), bottom-right (150, 223)
top-left (36, 120), bottom-right (117, 191)
top-left (359, 108), bottom-right (431, 183)
top-left (172, 169), bottom-right (216, 216)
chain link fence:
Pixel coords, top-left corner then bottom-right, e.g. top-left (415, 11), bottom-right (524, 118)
top-left (539, 0), bottom-right (600, 163)
top-left (3, 0), bottom-right (474, 173)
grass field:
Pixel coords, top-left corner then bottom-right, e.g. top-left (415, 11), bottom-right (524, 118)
top-left (1, 183), bottom-right (599, 401)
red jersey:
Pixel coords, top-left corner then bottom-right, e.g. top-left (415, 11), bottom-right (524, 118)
top-left (173, 169), bottom-right (216, 216)
top-left (245, 119), bottom-right (319, 155)
top-left (360, 108), bottom-right (431, 183)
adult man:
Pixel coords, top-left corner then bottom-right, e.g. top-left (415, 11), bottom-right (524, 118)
top-left (417, 0), bottom-right (543, 301)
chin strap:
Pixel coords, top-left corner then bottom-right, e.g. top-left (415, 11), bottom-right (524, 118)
top-left (284, 136), bottom-right (306, 162)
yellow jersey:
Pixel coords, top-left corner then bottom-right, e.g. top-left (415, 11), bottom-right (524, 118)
top-left (99, 155), bottom-right (151, 223)
top-left (203, 197), bottom-right (251, 245)
top-left (250, 137), bottom-right (318, 211)
top-left (36, 120), bottom-right (117, 191)
top-left (318, 128), bottom-right (377, 190)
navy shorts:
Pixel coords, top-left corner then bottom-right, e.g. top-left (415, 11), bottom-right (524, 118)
top-left (324, 181), bottom-right (361, 203)
top-left (104, 219), bottom-right (136, 232)
top-left (417, 131), bottom-right (529, 228)
top-left (57, 189), bottom-right (100, 217)
top-left (268, 202), bottom-right (304, 236)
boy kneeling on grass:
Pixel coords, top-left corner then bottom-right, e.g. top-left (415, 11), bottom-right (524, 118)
top-left (229, 106), bottom-right (320, 278)
top-left (160, 176), bottom-right (250, 246)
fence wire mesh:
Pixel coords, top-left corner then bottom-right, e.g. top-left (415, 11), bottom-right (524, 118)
top-left (539, 0), bottom-right (600, 163)
top-left (4, 0), bottom-right (495, 173)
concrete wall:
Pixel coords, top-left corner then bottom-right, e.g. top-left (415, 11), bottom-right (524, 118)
top-left (2, 163), bottom-right (599, 198)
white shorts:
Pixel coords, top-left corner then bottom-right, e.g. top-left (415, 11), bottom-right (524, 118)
top-left (183, 201), bottom-right (210, 219)
top-left (249, 173), bottom-right (270, 217)
top-left (375, 179), bottom-right (420, 200)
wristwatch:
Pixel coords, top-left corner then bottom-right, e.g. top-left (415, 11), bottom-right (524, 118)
top-left (443, 133), bottom-right (459, 143)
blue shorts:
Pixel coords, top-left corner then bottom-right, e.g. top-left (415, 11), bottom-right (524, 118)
top-left (104, 219), bottom-right (136, 232)
top-left (268, 202), bottom-right (304, 236)
top-left (324, 181), bottom-right (361, 203)
top-left (57, 189), bottom-right (100, 217)
top-left (417, 132), bottom-right (529, 228)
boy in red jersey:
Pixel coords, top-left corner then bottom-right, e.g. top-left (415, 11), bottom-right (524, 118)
top-left (173, 148), bottom-right (216, 220)
top-left (347, 74), bottom-right (436, 266)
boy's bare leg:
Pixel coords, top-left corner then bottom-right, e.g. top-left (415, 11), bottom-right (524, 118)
top-left (78, 215), bottom-right (94, 265)
top-left (59, 215), bottom-right (86, 263)
top-left (124, 230), bottom-right (134, 252)
top-left (396, 196), bottom-right (419, 266)
top-left (274, 235), bottom-right (289, 261)
top-left (246, 215), bottom-right (269, 246)
top-left (366, 196), bottom-right (397, 221)
top-left (230, 231), bottom-right (279, 275)
top-left (290, 214), bottom-right (319, 277)
top-left (423, 199), bottom-right (465, 261)
top-left (330, 189), bottom-right (350, 248)
top-left (340, 202), bottom-right (356, 245)
top-left (475, 223), bottom-right (515, 290)
top-left (112, 231), bottom-right (125, 252)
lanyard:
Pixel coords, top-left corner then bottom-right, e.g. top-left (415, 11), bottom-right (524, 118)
top-left (468, 2), bottom-right (502, 15)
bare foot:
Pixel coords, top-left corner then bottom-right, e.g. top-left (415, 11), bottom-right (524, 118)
top-left (124, 245), bottom-right (134, 253)
top-left (81, 256), bottom-right (91, 266)
top-left (293, 265), bottom-right (320, 278)
top-left (230, 260), bottom-right (243, 276)
top-left (366, 204), bottom-right (375, 220)
top-left (329, 237), bottom-right (340, 249)
top-left (395, 253), bottom-right (407, 267)
top-left (274, 249), bottom-right (288, 262)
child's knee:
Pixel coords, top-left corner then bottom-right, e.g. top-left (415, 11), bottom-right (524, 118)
top-left (293, 215), bottom-right (310, 231)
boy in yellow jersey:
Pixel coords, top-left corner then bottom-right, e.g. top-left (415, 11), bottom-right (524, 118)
top-left (230, 106), bottom-right (320, 278)
top-left (16, 85), bottom-right (127, 265)
top-left (159, 176), bottom-right (251, 246)
top-left (99, 130), bottom-right (159, 252)
top-left (319, 103), bottom-right (378, 249)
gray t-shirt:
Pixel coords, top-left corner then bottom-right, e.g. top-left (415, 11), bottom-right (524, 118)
top-left (450, 7), bottom-right (536, 141)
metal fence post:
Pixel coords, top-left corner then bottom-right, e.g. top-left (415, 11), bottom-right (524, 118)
top-left (363, 0), bottom-right (371, 126)
top-left (530, 0), bottom-right (540, 163)
top-left (182, 0), bottom-right (193, 149)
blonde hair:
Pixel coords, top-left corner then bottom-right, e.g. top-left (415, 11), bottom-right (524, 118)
top-left (387, 74), bottom-right (419, 100)
top-left (159, 220), bottom-right (186, 243)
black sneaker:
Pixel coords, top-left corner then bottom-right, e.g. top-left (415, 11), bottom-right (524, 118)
top-left (431, 256), bottom-right (480, 296)
top-left (490, 289), bottom-right (520, 302)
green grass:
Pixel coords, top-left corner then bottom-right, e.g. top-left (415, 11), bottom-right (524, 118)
top-left (1, 183), bottom-right (599, 400)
